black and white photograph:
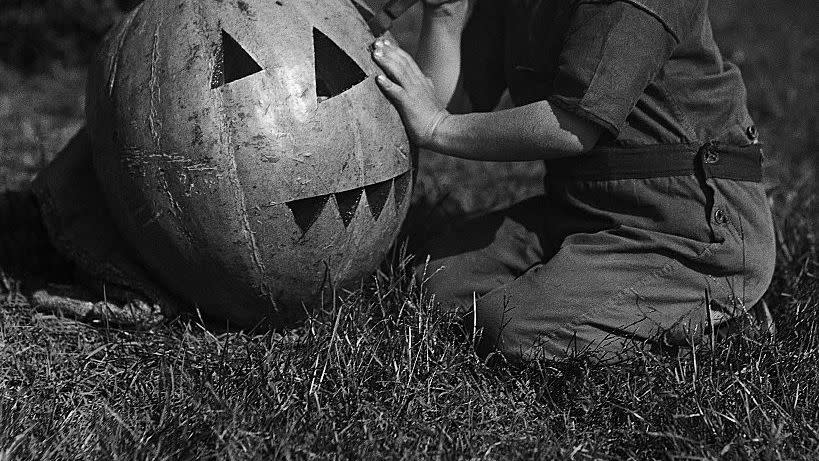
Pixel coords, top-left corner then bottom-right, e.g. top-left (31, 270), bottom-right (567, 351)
top-left (0, 0), bottom-right (816, 458)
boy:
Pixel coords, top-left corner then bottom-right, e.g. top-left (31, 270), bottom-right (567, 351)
top-left (371, 0), bottom-right (775, 361)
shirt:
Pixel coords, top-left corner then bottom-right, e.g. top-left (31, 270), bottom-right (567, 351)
top-left (461, 0), bottom-right (757, 147)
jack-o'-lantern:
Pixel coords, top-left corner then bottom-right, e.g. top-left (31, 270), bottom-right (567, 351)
top-left (86, 0), bottom-right (412, 327)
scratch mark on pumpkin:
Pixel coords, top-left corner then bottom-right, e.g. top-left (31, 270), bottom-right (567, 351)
top-left (157, 167), bottom-right (198, 245)
top-left (158, 172), bottom-right (182, 218)
top-left (148, 17), bottom-right (164, 148)
top-left (122, 149), bottom-right (216, 174)
top-left (347, 98), bottom-right (366, 184)
top-left (232, 164), bottom-right (267, 287)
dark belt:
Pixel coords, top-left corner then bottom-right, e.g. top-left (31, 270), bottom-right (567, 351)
top-left (545, 142), bottom-right (763, 182)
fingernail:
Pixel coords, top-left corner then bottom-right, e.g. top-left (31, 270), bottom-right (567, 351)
top-left (373, 49), bottom-right (383, 57)
top-left (383, 39), bottom-right (391, 46)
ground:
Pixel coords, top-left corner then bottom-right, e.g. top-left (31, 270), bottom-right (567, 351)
top-left (1, 0), bottom-right (817, 459)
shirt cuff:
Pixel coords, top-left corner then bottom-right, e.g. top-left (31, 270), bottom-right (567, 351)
top-left (548, 95), bottom-right (621, 138)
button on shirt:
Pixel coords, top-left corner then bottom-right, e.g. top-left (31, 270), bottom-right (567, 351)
top-left (461, 0), bottom-right (755, 147)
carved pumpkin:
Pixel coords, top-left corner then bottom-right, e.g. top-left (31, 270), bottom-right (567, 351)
top-left (86, 0), bottom-right (412, 327)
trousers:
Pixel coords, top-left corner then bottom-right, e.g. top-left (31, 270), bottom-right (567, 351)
top-left (415, 143), bottom-right (776, 362)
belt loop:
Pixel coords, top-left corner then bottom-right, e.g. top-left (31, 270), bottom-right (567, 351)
top-left (698, 141), bottom-right (718, 179)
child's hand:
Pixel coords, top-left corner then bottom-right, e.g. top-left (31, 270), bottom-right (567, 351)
top-left (372, 38), bottom-right (449, 149)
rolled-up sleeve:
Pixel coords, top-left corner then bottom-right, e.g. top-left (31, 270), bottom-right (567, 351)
top-left (548, 1), bottom-right (683, 137)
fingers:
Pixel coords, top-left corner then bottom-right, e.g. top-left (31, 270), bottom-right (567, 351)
top-left (371, 38), bottom-right (426, 86)
top-left (372, 45), bottom-right (406, 86)
top-left (375, 74), bottom-right (406, 106)
top-left (381, 39), bottom-right (425, 79)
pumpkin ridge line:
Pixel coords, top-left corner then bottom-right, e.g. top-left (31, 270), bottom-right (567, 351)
top-left (106, 2), bottom-right (143, 97)
top-left (218, 76), bottom-right (267, 288)
top-left (231, 156), bottom-right (267, 289)
top-left (148, 16), bottom-right (164, 148)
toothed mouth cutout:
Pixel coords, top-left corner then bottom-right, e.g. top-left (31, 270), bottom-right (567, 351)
top-left (285, 170), bottom-right (411, 234)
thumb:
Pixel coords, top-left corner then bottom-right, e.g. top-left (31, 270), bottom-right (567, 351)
top-left (376, 75), bottom-right (405, 104)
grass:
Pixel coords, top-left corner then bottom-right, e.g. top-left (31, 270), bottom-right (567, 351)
top-left (1, 0), bottom-right (818, 459)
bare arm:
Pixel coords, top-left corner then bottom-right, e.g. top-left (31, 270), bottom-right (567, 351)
top-left (430, 101), bottom-right (601, 161)
top-left (414, 2), bottom-right (468, 107)
top-left (372, 40), bottom-right (602, 161)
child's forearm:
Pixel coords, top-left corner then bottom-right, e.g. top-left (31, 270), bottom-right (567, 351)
top-left (429, 100), bottom-right (602, 161)
top-left (416, 5), bottom-right (467, 106)
top-left (372, 36), bottom-right (600, 159)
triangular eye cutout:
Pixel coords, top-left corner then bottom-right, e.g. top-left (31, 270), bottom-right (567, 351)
top-left (211, 30), bottom-right (263, 89)
top-left (351, 0), bottom-right (374, 22)
top-left (287, 195), bottom-right (331, 235)
top-left (313, 28), bottom-right (367, 102)
top-left (335, 188), bottom-right (363, 227)
top-left (365, 179), bottom-right (392, 220)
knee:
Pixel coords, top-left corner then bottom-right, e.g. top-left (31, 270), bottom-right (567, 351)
top-left (746, 230), bottom-right (776, 303)
top-left (471, 295), bottom-right (644, 363)
top-left (476, 321), bottom-right (642, 364)
top-left (469, 294), bottom-right (546, 361)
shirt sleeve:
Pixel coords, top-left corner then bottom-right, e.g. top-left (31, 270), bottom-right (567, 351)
top-left (548, 0), bottom-right (688, 137)
top-left (461, 0), bottom-right (506, 113)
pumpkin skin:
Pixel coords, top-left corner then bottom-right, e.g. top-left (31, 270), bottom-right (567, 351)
top-left (86, 0), bottom-right (412, 327)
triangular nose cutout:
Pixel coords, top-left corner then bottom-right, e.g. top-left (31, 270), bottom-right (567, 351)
top-left (211, 30), bottom-right (263, 89)
top-left (313, 28), bottom-right (367, 102)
